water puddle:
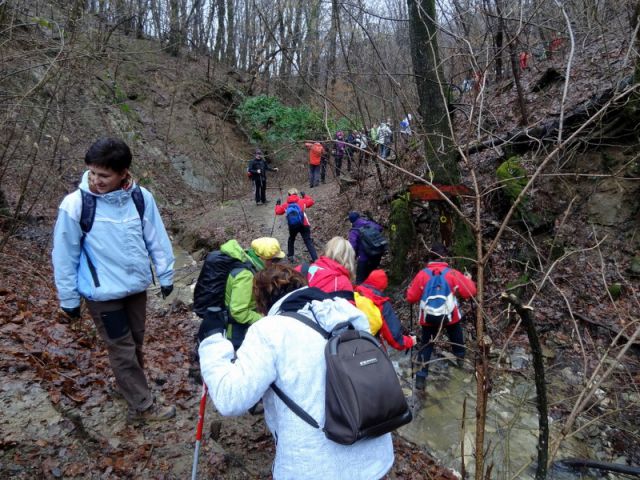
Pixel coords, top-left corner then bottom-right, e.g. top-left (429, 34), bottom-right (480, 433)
top-left (392, 353), bottom-right (622, 480)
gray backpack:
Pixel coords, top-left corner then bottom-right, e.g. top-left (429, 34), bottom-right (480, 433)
top-left (271, 311), bottom-right (412, 445)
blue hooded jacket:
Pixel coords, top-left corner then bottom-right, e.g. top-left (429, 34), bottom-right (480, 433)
top-left (52, 171), bottom-right (175, 309)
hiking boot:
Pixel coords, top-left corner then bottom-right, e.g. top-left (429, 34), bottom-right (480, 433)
top-left (262, 199), bottom-right (269, 204)
top-left (415, 374), bottom-right (427, 391)
top-left (127, 401), bottom-right (176, 424)
top-left (256, 201), bottom-right (262, 206)
top-left (287, 255), bottom-right (296, 263)
top-left (456, 358), bottom-right (465, 369)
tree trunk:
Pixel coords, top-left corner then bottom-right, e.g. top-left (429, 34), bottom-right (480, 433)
top-left (406, 0), bottom-right (458, 184)
top-left (168, 0), bottom-right (180, 56)
top-left (325, 0), bottom-right (339, 96)
top-left (225, 0), bottom-right (235, 66)
top-left (213, 0), bottom-right (226, 62)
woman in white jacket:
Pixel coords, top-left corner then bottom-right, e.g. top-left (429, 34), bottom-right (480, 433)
top-left (198, 264), bottom-right (394, 479)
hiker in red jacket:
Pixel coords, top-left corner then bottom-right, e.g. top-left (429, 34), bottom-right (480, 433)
top-left (305, 142), bottom-right (325, 188)
top-left (274, 188), bottom-right (318, 263)
top-left (357, 270), bottom-right (416, 351)
top-left (405, 243), bottom-right (476, 390)
top-left (297, 237), bottom-right (355, 294)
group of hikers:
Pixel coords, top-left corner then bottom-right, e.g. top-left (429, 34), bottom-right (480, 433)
top-left (52, 137), bottom-right (476, 479)
top-left (246, 115), bottom-right (413, 204)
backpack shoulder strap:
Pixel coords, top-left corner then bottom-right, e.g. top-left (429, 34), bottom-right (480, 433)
top-left (270, 310), bottom-right (327, 429)
top-left (79, 190), bottom-right (96, 234)
top-left (270, 383), bottom-right (320, 429)
top-left (131, 185), bottom-right (145, 224)
top-left (79, 190), bottom-right (100, 287)
top-left (281, 311), bottom-right (330, 339)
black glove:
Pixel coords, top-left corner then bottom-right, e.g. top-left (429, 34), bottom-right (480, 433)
top-left (62, 306), bottom-right (81, 319)
top-left (198, 307), bottom-right (228, 342)
top-left (300, 191), bottom-right (305, 198)
top-left (161, 285), bottom-right (174, 299)
top-left (276, 199), bottom-right (282, 205)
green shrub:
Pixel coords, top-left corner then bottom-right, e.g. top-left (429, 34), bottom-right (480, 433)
top-left (235, 95), bottom-right (358, 146)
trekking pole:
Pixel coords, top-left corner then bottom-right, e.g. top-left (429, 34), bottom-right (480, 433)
top-left (409, 304), bottom-right (415, 375)
top-left (191, 382), bottom-right (208, 480)
top-left (270, 210), bottom-right (277, 236)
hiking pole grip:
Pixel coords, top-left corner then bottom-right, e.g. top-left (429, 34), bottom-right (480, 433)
top-left (191, 382), bottom-right (208, 480)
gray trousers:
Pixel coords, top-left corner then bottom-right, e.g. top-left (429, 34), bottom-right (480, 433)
top-left (86, 291), bottom-right (153, 412)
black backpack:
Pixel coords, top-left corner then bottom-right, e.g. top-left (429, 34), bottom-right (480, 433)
top-left (271, 311), bottom-right (412, 445)
top-left (357, 225), bottom-right (388, 257)
top-left (193, 251), bottom-right (253, 317)
top-left (79, 186), bottom-right (145, 287)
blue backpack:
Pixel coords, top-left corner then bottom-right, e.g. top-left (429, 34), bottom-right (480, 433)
top-left (286, 202), bottom-right (304, 226)
top-left (419, 268), bottom-right (456, 324)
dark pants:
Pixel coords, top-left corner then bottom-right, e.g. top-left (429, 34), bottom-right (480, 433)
top-left (334, 154), bottom-right (344, 176)
top-left (86, 291), bottom-right (153, 412)
top-left (416, 322), bottom-right (465, 379)
top-left (254, 177), bottom-right (266, 203)
top-left (320, 157), bottom-right (328, 183)
top-left (288, 225), bottom-right (318, 261)
top-left (309, 165), bottom-right (320, 187)
top-left (355, 254), bottom-right (382, 284)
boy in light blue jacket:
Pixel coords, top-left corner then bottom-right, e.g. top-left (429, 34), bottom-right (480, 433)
top-left (52, 138), bottom-right (175, 423)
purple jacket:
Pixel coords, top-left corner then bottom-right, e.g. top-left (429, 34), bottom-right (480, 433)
top-left (348, 218), bottom-right (383, 260)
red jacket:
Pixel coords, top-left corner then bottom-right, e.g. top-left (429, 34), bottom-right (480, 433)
top-left (305, 142), bottom-right (325, 166)
top-left (274, 194), bottom-right (314, 227)
top-left (297, 256), bottom-right (353, 293)
top-left (405, 261), bottom-right (476, 325)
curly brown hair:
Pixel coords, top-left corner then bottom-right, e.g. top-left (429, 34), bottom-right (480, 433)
top-left (253, 264), bottom-right (307, 314)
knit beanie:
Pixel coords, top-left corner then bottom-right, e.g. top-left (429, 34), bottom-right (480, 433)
top-left (348, 211), bottom-right (360, 224)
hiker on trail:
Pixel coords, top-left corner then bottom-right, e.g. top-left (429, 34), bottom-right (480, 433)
top-left (400, 114), bottom-right (412, 149)
top-left (356, 269), bottom-right (417, 351)
top-left (198, 264), bottom-right (394, 479)
top-left (52, 137), bottom-right (176, 423)
top-left (298, 236), bottom-right (355, 294)
top-left (275, 188), bottom-right (318, 263)
top-left (248, 149), bottom-right (278, 205)
top-left (405, 243), bottom-right (477, 390)
top-left (345, 130), bottom-right (355, 172)
top-left (193, 237), bottom-right (285, 350)
top-left (333, 131), bottom-right (346, 176)
top-left (378, 121), bottom-right (393, 160)
top-left (320, 144), bottom-right (330, 184)
top-left (369, 123), bottom-right (379, 156)
top-left (348, 211), bottom-right (387, 284)
top-left (304, 141), bottom-right (325, 188)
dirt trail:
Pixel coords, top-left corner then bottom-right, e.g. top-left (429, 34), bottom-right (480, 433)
top-left (239, 178), bottom-right (339, 260)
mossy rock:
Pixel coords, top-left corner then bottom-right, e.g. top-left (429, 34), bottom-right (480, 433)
top-left (496, 156), bottom-right (528, 204)
top-left (450, 218), bottom-right (475, 271)
top-left (506, 274), bottom-right (530, 299)
top-left (607, 283), bottom-right (622, 300)
top-left (388, 194), bottom-right (415, 286)
top-left (629, 256), bottom-right (640, 278)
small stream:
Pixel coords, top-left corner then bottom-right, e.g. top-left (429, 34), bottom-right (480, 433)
top-left (392, 351), bottom-right (624, 480)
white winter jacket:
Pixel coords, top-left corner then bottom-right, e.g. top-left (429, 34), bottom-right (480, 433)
top-left (198, 287), bottom-right (395, 480)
